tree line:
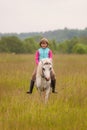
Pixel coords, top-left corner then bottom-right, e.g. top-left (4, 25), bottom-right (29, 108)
top-left (0, 28), bottom-right (87, 42)
top-left (0, 35), bottom-right (87, 54)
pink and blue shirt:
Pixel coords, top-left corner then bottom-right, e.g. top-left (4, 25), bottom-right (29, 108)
top-left (35, 48), bottom-right (53, 64)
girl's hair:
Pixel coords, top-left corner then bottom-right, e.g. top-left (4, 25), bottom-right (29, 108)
top-left (39, 38), bottom-right (49, 46)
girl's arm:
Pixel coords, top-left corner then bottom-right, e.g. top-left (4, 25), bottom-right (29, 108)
top-left (48, 50), bottom-right (53, 59)
top-left (35, 50), bottom-right (39, 65)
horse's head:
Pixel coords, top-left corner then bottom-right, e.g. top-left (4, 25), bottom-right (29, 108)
top-left (40, 58), bottom-right (52, 81)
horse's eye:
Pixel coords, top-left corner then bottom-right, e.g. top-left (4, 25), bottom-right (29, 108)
top-left (49, 67), bottom-right (52, 71)
top-left (42, 68), bottom-right (45, 71)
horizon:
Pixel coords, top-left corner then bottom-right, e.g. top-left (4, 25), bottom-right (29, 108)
top-left (0, 27), bottom-right (87, 34)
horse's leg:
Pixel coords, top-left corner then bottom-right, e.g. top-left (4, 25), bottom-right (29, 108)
top-left (45, 86), bottom-right (51, 104)
top-left (37, 87), bottom-right (45, 103)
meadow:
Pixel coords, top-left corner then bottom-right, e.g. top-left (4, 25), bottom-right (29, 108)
top-left (0, 53), bottom-right (87, 130)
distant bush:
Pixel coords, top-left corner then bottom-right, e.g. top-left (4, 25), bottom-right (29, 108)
top-left (0, 36), bottom-right (24, 53)
top-left (72, 44), bottom-right (87, 54)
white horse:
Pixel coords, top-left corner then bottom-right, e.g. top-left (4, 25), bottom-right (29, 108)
top-left (36, 58), bottom-right (52, 103)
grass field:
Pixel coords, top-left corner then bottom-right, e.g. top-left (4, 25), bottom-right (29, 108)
top-left (0, 53), bottom-right (87, 130)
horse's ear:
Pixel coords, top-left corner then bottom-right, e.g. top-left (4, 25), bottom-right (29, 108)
top-left (49, 58), bottom-right (52, 64)
top-left (50, 58), bottom-right (52, 62)
top-left (37, 61), bottom-right (43, 75)
top-left (40, 60), bottom-right (43, 66)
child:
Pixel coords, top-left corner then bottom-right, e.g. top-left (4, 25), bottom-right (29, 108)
top-left (27, 38), bottom-right (57, 94)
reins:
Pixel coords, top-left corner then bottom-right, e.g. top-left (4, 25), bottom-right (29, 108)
top-left (41, 69), bottom-right (48, 81)
top-left (41, 61), bottom-right (52, 81)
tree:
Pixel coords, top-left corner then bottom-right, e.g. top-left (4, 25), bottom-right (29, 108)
top-left (0, 36), bottom-right (24, 53)
top-left (24, 37), bottom-right (38, 53)
top-left (72, 43), bottom-right (87, 54)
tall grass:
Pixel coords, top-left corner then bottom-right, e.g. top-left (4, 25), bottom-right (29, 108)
top-left (0, 53), bottom-right (87, 130)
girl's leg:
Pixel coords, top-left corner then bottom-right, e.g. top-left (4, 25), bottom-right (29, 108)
top-left (51, 69), bottom-right (57, 93)
top-left (27, 67), bottom-right (37, 94)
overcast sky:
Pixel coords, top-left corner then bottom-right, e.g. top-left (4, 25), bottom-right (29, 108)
top-left (0, 0), bottom-right (87, 33)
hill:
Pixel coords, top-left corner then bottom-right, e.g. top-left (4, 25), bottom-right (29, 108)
top-left (0, 28), bottom-right (87, 42)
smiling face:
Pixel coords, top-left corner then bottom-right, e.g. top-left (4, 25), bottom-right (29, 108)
top-left (40, 41), bottom-right (48, 48)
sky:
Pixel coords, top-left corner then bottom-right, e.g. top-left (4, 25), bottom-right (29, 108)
top-left (0, 0), bottom-right (87, 33)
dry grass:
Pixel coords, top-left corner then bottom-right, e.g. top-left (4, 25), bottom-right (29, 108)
top-left (0, 53), bottom-right (87, 130)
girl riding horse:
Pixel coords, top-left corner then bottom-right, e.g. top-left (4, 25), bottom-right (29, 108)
top-left (27, 37), bottom-right (57, 94)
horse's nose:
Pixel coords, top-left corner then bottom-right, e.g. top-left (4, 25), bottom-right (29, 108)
top-left (45, 77), bottom-right (50, 81)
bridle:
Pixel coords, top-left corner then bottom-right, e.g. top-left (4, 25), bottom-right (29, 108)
top-left (41, 61), bottom-right (52, 81)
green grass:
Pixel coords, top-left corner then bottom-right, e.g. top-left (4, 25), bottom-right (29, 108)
top-left (0, 53), bottom-right (87, 130)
